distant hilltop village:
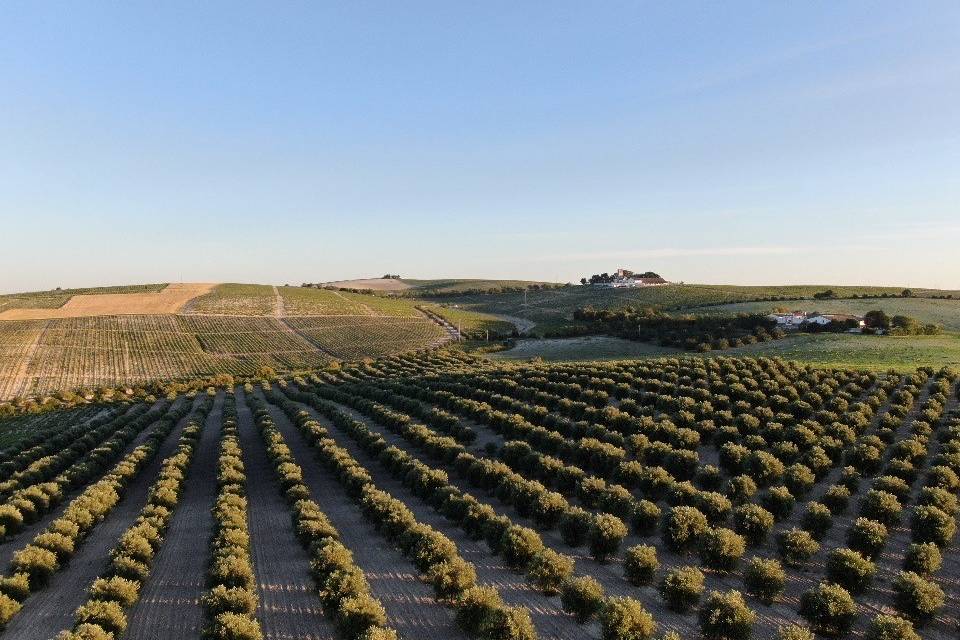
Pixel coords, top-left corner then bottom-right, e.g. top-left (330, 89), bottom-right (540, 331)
top-left (581, 268), bottom-right (669, 288)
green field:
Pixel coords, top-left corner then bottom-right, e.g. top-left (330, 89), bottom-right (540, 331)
top-left (419, 283), bottom-right (960, 334)
top-left (699, 297), bottom-right (960, 331)
top-left (419, 303), bottom-right (516, 338)
top-left (492, 332), bottom-right (960, 371)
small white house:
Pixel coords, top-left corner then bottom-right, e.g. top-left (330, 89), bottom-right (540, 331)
top-left (802, 314), bottom-right (866, 328)
top-left (767, 312), bottom-right (808, 328)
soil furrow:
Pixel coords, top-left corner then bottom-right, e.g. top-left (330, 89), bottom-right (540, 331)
top-left (253, 389), bottom-right (476, 640)
top-left (270, 390), bottom-right (592, 640)
top-left (123, 392), bottom-right (225, 639)
top-left (233, 387), bottom-right (337, 640)
top-left (0, 396), bottom-right (200, 640)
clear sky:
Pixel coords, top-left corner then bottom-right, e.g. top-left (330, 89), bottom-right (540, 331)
top-left (1, 2), bottom-right (958, 293)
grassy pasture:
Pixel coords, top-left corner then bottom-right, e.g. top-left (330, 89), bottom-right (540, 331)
top-left (699, 297), bottom-right (960, 331)
top-left (491, 332), bottom-right (960, 371)
top-left (422, 283), bottom-right (960, 333)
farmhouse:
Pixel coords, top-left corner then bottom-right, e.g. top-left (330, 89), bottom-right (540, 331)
top-left (802, 313), bottom-right (866, 329)
top-left (600, 269), bottom-right (668, 288)
top-left (766, 311), bottom-right (808, 328)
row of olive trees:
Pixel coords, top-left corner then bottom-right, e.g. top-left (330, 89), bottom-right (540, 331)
top-left (246, 389), bottom-right (397, 640)
top-left (0, 395), bottom-right (196, 628)
top-left (0, 404), bottom-right (129, 482)
top-left (0, 402), bottom-right (168, 540)
top-left (262, 386), bottom-right (542, 640)
top-left (273, 385), bottom-right (675, 640)
top-left (202, 392), bottom-right (263, 640)
top-left (56, 394), bottom-right (212, 639)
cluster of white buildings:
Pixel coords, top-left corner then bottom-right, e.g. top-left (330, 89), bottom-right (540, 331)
top-left (598, 269), bottom-right (669, 288)
top-left (767, 311), bottom-right (866, 331)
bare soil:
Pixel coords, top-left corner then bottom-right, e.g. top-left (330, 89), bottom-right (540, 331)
top-left (234, 386), bottom-right (338, 640)
top-left (0, 396), bottom-right (199, 639)
top-left (254, 389), bottom-right (475, 640)
top-left (123, 392), bottom-right (225, 639)
top-left (272, 391), bottom-right (588, 640)
top-left (0, 284), bottom-right (216, 321)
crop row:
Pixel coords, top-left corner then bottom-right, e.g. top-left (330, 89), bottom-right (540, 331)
top-left (0, 396), bottom-right (195, 628)
top-left (57, 392), bottom-right (212, 638)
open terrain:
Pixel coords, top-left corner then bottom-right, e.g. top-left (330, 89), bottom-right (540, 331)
top-left (0, 350), bottom-right (955, 640)
top-left (3, 279), bottom-right (960, 401)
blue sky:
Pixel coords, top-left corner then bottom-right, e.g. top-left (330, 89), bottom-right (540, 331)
top-left (1, 2), bottom-right (958, 292)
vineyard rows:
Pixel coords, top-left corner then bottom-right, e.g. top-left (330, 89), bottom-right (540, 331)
top-left (0, 314), bottom-right (449, 400)
top-left (0, 352), bottom-right (955, 640)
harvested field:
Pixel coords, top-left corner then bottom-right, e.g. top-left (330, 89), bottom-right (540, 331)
top-left (0, 283), bottom-right (215, 320)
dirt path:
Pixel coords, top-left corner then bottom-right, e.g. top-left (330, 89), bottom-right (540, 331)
top-left (269, 391), bottom-right (588, 640)
top-left (233, 387), bottom-right (337, 640)
top-left (492, 314), bottom-right (536, 335)
top-left (0, 396), bottom-right (199, 640)
top-left (123, 392), bottom-right (225, 639)
top-left (254, 390), bottom-right (475, 640)
top-left (271, 286), bottom-right (285, 318)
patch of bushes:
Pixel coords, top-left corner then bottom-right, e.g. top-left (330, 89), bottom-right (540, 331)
top-left (743, 557), bottom-right (785, 605)
top-left (698, 590), bottom-right (755, 640)
top-left (658, 566), bottom-right (704, 613)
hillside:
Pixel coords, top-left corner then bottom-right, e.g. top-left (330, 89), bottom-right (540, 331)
top-left (0, 283), bottom-right (451, 400)
top-left (4, 279), bottom-right (960, 402)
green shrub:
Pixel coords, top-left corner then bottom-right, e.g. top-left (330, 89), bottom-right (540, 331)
top-left (0, 505), bottom-right (23, 533)
top-left (589, 514), bottom-right (627, 562)
top-left (910, 506), bottom-right (956, 547)
top-left (623, 545), bottom-right (658, 586)
top-left (916, 486), bottom-right (958, 515)
top-left (74, 599), bottom-right (127, 636)
top-left (455, 586), bottom-right (503, 633)
top-left (11, 544), bottom-right (58, 587)
top-left (724, 475), bottom-right (757, 505)
top-left (904, 543), bottom-right (942, 575)
top-left (776, 528), bottom-right (819, 567)
top-left (499, 526), bottom-right (544, 570)
top-left (742, 557), bottom-right (785, 605)
top-left (202, 584), bottom-right (257, 616)
top-left (847, 518), bottom-right (887, 559)
top-left (662, 506), bottom-right (709, 554)
top-left (821, 485), bottom-right (850, 514)
top-left (0, 592), bottom-right (21, 627)
top-left (600, 597), bottom-right (656, 640)
top-left (775, 624), bottom-right (814, 640)
top-left (694, 491), bottom-right (732, 525)
top-left (800, 502), bottom-right (833, 540)
top-left (526, 549), bottom-right (573, 596)
top-left (859, 490), bottom-right (902, 526)
top-left (483, 605), bottom-right (536, 640)
top-left (210, 611), bottom-right (263, 640)
top-left (731, 504), bottom-right (774, 546)
top-left (0, 573), bottom-right (30, 602)
top-left (426, 558), bottom-right (477, 600)
top-left (560, 576), bottom-right (604, 623)
top-left (698, 527), bottom-right (745, 571)
top-left (798, 582), bottom-right (856, 636)
top-left (698, 590), bottom-right (755, 640)
top-left (865, 614), bottom-right (920, 640)
top-left (337, 593), bottom-right (387, 640)
top-left (89, 576), bottom-right (141, 608)
top-left (658, 566), bottom-right (704, 613)
top-left (761, 486), bottom-right (795, 521)
top-left (892, 571), bottom-right (944, 624)
top-left (629, 500), bottom-right (661, 536)
top-left (559, 508), bottom-right (593, 547)
top-left (825, 548), bottom-right (875, 594)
